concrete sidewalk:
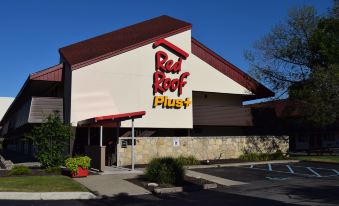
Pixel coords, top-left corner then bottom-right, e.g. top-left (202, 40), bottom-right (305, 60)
top-left (186, 170), bottom-right (247, 186)
top-left (74, 173), bottom-right (151, 197)
top-left (0, 192), bottom-right (95, 200)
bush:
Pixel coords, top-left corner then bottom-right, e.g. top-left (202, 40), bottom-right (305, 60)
top-left (176, 155), bottom-right (200, 166)
top-left (271, 150), bottom-right (285, 160)
top-left (145, 157), bottom-right (185, 185)
top-left (65, 156), bottom-right (91, 175)
top-left (8, 165), bottom-right (31, 176)
top-left (239, 151), bottom-right (286, 161)
top-left (26, 112), bottom-right (71, 168)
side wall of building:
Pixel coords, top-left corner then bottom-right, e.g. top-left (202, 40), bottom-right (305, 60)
top-left (117, 136), bottom-right (289, 166)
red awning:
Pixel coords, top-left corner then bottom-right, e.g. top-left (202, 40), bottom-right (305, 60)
top-left (78, 111), bottom-right (146, 127)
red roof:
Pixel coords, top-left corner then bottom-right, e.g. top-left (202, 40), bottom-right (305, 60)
top-left (58, 15), bottom-right (273, 100)
top-left (77, 111), bottom-right (146, 127)
top-left (59, 15), bottom-right (191, 70)
top-left (29, 64), bottom-right (63, 81)
top-left (191, 38), bottom-right (274, 100)
top-left (95, 111), bottom-right (146, 121)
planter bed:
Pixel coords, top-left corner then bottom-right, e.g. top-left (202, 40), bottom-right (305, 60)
top-left (127, 175), bottom-right (217, 194)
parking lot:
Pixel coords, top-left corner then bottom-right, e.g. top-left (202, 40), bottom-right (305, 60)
top-left (247, 162), bottom-right (339, 178)
top-left (193, 162), bottom-right (339, 206)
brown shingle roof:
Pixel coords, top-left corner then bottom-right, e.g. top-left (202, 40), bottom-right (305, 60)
top-left (59, 15), bottom-right (192, 70)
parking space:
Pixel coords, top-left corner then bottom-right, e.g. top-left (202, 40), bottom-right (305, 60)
top-left (192, 162), bottom-right (339, 205)
top-left (246, 162), bottom-right (339, 178)
top-left (193, 162), bottom-right (339, 182)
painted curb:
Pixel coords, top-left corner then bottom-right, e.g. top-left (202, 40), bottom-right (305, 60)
top-left (202, 183), bottom-right (217, 189)
top-left (186, 170), bottom-right (247, 186)
top-left (154, 187), bottom-right (183, 194)
top-left (0, 192), bottom-right (96, 200)
top-left (186, 160), bottom-right (301, 169)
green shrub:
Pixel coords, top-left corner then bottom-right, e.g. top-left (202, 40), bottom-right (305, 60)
top-left (65, 156), bottom-right (91, 175)
top-left (8, 165), bottom-right (31, 176)
top-left (271, 150), bottom-right (285, 160)
top-left (239, 151), bottom-right (286, 161)
top-left (176, 155), bottom-right (200, 166)
top-left (146, 157), bottom-right (185, 185)
top-left (26, 112), bottom-right (71, 168)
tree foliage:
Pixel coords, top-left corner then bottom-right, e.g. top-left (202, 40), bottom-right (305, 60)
top-left (246, 1), bottom-right (339, 126)
top-left (26, 112), bottom-right (71, 168)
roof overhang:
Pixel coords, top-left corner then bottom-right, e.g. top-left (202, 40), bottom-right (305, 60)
top-left (78, 111), bottom-right (146, 127)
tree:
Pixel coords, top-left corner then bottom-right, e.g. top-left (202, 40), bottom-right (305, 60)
top-left (246, 2), bottom-right (339, 126)
top-left (26, 111), bottom-right (71, 168)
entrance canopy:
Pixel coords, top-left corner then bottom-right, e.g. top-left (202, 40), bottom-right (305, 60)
top-left (79, 111), bottom-right (146, 171)
top-left (78, 111), bottom-right (146, 127)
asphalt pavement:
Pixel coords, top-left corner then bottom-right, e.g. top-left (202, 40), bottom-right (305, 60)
top-left (1, 161), bottom-right (338, 206)
top-left (194, 161), bottom-right (339, 206)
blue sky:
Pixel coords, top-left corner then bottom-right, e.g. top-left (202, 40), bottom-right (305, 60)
top-left (0, 0), bottom-right (333, 97)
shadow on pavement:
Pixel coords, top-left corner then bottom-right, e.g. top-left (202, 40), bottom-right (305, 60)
top-left (282, 184), bottom-right (339, 205)
top-left (0, 189), bottom-right (301, 206)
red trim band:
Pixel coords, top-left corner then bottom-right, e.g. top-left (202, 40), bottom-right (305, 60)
top-left (95, 111), bottom-right (146, 121)
top-left (153, 38), bottom-right (189, 58)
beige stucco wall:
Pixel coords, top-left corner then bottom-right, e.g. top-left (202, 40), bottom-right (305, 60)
top-left (71, 30), bottom-right (252, 128)
top-left (117, 136), bottom-right (289, 166)
top-left (0, 97), bottom-right (14, 121)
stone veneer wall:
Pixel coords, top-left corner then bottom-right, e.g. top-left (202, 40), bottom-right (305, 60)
top-left (117, 136), bottom-right (289, 167)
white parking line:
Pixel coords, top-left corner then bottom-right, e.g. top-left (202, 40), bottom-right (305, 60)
top-left (333, 169), bottom-right (339, 175)
top-left (306, 167), bottom-right (321, 177)
top-left (246, 164), bottom-right (339, 178)
top-left (249, 167), bottom-right (318, 177)
top-left (286, 165), bottom-right (294, 174)
top-left (268, 163), bottom-right (272, 171)
top-left (292, 165), bottom-right (338, 171)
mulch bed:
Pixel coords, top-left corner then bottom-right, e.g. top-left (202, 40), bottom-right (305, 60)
top-left (127, 175), bottom-right (215, 193)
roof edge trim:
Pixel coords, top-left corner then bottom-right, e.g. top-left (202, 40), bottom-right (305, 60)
top-left (63, 26), bottom-right (192, 70)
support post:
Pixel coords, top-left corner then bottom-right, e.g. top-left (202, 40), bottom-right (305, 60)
top-left (87, 127), bottom-right (91, 145)
top-left (131, 118), bottom-right (135, 170)
top-left (100, 125), bottom-right (103, 147)
top-left (116, 126), bottom-right (120, 167)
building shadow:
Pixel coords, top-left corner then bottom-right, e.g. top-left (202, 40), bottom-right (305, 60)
top-left (75, 189), bottom-right (301, 206)
top-left (281, 184), bottom-right (339, 205)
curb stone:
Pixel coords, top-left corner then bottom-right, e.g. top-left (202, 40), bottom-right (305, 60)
top-left (186, 170), bottom-right (247, 186)
top-left (0, 192), bottom-right (96, 200)
top-left (186, 160), bottom-right (301, 169)
top-left (154, 187), bottom-right (183, 194)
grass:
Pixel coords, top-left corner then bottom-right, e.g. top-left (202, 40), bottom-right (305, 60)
top-left (293, 155), bottom-right (339, 163)
top-left (0, 175), bottom-right (88, 192)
